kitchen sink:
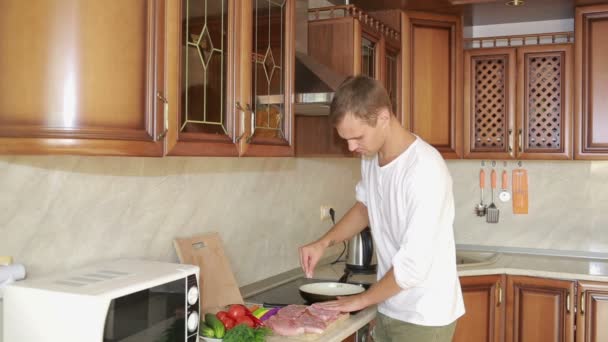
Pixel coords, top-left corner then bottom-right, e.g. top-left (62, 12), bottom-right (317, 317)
top-left (455, 250), bottom-right (500, 267)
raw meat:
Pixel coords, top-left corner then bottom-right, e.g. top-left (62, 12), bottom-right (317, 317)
top-left (268, 304), bottom-right (344, 336)
top-left (265, 315), bottom-right (305, 336)
top-left (298, 312), bottom-right (327, 334)
top-left (308, 303), bottom-right (341, 322)
top-left (276, 304), bottom-right (308, 318)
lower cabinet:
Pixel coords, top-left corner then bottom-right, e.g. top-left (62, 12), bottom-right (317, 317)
top-left (576, 281), bottom-right (608, 342)
top-left (454, 274), bottom-right (505, 342)
top-left (455, 275), bottom-right (576, 342)
top-left (505, 275), bottom-right (575, 342)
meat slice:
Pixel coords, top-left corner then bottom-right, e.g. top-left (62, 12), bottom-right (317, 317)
top-left (276, 304), bottom-right (308, 319)
top-left (298, 312), bottom-right (328, 334)
top-left (268, 304), bottom-right (345, 336)
top-left (265, 315), bottom-right (305, 336)
top-left (307, 303), bottom-right (341, 322)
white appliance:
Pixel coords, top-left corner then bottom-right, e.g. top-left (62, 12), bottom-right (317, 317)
top-left (3, 259), bottom-right (200, 342)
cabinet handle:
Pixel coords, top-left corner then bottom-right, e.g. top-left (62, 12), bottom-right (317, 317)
top-left (156, 92), bottom-right (169, 140)
top-left (496, 282), bottom-right (502, 306)
top-left (247, 109), bottom-right (255, 144)
top-left (566, 291), bottom-right (571, 313)
top-left (235, 102), bottom-right (253, 142)
top-left (518, 128), bottom-right (523, 152)
top-left (580, 291), bottom-right (585, 316)
top-left (508, 128), bottom-right (513, 153)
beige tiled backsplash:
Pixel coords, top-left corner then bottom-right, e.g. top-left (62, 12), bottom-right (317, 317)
top-left (1, 156), bottom-right (608, 287)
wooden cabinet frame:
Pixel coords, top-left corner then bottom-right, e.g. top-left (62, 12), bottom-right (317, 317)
top-left (464, 44), bottom-right (572, 160)
top-left (0, 0), bottom-right (167, 156)
top-left (401, 11), bottom-right (463, 159)
top-left (575, 4), bottom-right (608, 159)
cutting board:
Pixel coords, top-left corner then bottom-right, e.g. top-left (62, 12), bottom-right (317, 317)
top-left (266, 313), bottom-right (350, 341)
top-left (173, 233), bottom-right (244, 312)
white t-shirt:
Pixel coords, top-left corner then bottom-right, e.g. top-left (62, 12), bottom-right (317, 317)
top-left (355, 137), bottom-right (465, 326)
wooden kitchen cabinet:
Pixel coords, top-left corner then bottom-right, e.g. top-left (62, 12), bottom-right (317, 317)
top-left (401, 11), bottom-right (463, 159)
top-left (295, 5), bottom-right (401, 157)
top-left (505, 275), bottom-right (575, 342)
top-left (464, 44), bottom-right (573, 160)
top-left (167, 0), bottom-right (295, 157)
top-left (574, 4), bottom-right (608, 159)
top-left (454, 274), bottom-right (575, 342)
top-left (576, 280), bottom-right (608, 342)
top-left (453, 275), bottom-right (505, 342)
top-left (0, 0), bottom-right (167, 156)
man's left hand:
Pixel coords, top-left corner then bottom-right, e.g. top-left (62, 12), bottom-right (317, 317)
top-left (315, 294), bottom-right (369, 312)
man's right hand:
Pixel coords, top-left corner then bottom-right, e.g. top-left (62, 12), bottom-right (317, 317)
top-left (298, 240), bottom-right (328, 278)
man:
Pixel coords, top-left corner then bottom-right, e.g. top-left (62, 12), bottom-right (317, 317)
top-left (299, 75), bottom-right (464, 341)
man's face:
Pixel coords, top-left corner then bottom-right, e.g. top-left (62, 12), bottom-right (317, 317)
top-left (335, 111), bottom-right (387, 157)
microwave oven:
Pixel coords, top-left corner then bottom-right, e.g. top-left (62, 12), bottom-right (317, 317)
top-left (3, 259), bottom-right (200, 342)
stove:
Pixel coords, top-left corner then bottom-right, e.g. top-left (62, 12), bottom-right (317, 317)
top-left (244, 277), bottom-right (371, 307)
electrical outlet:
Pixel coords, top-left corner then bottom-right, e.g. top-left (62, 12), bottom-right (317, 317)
top-left (320, 205), bottom-right (333, 221)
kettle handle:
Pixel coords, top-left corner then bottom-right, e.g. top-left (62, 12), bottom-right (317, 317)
top-left (362, 227), bottom-right (373, 266)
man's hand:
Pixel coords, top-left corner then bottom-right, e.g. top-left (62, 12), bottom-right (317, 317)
top-left (314, 294), bottom-right (369, 313)
top-left (299, 240), bottom-right (328, 278)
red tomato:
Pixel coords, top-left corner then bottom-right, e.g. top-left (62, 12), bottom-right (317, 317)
top-left (216, 311), bottom-right (229, 321)
top-left (227, 304), bottom-right (248, 319)
top-left (220, 316), bottom-right (236, 330)
top-left (235, 315), bottom-right (255, 328)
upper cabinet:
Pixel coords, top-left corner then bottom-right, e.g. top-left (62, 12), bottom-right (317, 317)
top-left (401, 11), bottom-right (463, 159)
top-left (0, 0), bottom-right (167, 156)
top-left (575, 4), bottom-right (608, 159)
top-left (167, 0), bottom-right (295, 157)
top-left (295, 5), bottom-right (401, 157)
top-left (464, 44), bottom-right (573, 160)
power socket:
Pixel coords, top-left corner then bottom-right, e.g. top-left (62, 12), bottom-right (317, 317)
top-left (320, 205), bottom-right (333, 221)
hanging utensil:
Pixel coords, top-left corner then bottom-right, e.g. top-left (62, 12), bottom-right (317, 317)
top-left (512, 161), bottom-right (528, 214)
top-left (486, 169), bottom-right (499, 223)
top-left (499, 169), bottom-right (511, 202)
top-left (475, 168), bottom-right (487, 217)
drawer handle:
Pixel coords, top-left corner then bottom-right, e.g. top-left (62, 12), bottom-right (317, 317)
top-left (580, 291), bottom-right (585, 316)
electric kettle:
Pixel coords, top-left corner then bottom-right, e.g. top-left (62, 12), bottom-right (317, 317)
top-left (345, 227), bottom-right (377, 274)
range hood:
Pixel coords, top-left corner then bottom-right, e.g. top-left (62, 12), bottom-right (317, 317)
top-left (292, 0), bottom-right (347, 116)
top-left (255, 1), bottom-right (348, 115)
top-left (293, 51), bottom-right (346, 115)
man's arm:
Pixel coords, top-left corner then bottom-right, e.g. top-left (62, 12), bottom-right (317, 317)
top-left (299, 201), bottom-right (369, 278)
top-left (316, 267), bottom-right (402, 312)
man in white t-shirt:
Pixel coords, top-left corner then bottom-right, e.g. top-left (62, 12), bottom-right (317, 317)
top-left (299, 75), bottom-right (464, 341)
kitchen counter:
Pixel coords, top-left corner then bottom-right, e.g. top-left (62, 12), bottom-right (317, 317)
top-left (241, 246), bottom-right (608, 341)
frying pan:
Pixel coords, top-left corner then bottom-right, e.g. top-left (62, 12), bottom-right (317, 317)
top-left (298, 282), bottom-right (365, 303)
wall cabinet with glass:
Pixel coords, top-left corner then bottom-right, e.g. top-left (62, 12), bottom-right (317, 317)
top-left (464, 44), bottom-right (573, 160)
top-left (167, 0), bottom-right (294, 156)
top-left (0, 0), bottom-right (167, 156)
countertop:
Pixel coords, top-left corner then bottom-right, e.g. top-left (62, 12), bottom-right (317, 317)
top-left (240, 245), bottom-right (608, 341)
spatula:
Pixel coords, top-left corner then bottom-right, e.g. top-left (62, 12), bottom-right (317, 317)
top-left (486, 169), bottom-right (499, 223)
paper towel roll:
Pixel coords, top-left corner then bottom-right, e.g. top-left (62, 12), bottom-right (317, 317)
top-left (0, 264), bottom-right (26, 283)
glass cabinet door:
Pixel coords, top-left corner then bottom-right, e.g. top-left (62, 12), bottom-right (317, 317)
top-left (242, 0), bottom-right (294, 156)
top-left (361, 37), bottom-right (376, 78)
top-left (168, 0), bottom-right (239, 156)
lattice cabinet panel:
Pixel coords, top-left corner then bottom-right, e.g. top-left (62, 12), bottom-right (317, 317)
top-left (517, 44), bottom-right (572, 159)
top-left (473, 56), bottom-right (508, 151)
top-left (523, 53), bottom-right (564, 151)
top-left (464, 45), bottom-right (571, 160)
